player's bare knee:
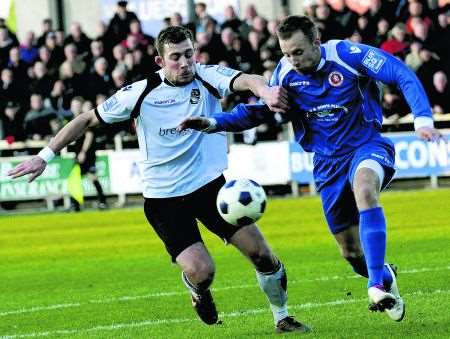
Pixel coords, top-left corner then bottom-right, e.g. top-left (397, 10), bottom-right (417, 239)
top-left (183, 258), bottom-right (215, 283)
top-left (249, 250), bottom-right (277, 272)
top-left (354, 184), bottom-right (378, 208)
top-left (340, 243), bottom-right (363, 260)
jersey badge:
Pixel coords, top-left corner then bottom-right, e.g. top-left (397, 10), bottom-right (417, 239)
top-left (328, 71), bottom-right (344, 87)
top-left (190, 88), bottom-right (201, 104)
top-left (102, 95), bottom-right (118, 112)
top-left (362, 49), bottom-right (386, 74)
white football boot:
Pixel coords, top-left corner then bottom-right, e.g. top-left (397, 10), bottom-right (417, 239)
top-left (384, 264), bottom-right (406, 321)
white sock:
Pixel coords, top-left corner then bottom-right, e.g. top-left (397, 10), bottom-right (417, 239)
top-left (256, 262), bottom-right (289, 324)
top-left (181, 271), bottom-right (200, 298)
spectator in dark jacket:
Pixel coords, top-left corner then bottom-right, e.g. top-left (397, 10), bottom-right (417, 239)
top-left (1, 101), bottom-right (25, 143)
top-left (36, 18), bottom-right (53, 47)
top-left (64, 22), bottom-right (92, 57)
top-left (7, 46), bottom-right (29, 83)
top-left (24, 93), bottom-right (58, 140)
top-left (106, 1), bottom-right (139, 46)
top-left (429, 71), bottom-right (450, 114)
top-left (0, 68), bottom-right (22, 106)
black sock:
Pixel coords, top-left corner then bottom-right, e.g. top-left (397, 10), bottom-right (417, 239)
top-left (93, 179), bottom-right (106, 203)
top-left (70, 197), bottom-right (81, 211)
top-left (346, 256), bottom-right (369, 278)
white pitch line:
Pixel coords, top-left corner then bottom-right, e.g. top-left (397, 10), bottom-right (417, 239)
top-left (1, 289), bottom-right (449, 339)
top-left (1, 265), bottom-right (449, 317)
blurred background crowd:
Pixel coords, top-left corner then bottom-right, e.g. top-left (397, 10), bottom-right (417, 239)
top-left (0, 0), bottom-right (449, 152)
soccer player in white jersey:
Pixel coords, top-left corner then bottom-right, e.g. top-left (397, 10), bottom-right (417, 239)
top-left (8, 26), bottom-right (310, 334)
top-left (177, 16), bottom-right (444, 322)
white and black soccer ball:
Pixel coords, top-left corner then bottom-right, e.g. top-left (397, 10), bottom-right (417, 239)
top-left (216, 178), bottom-right (267, 226)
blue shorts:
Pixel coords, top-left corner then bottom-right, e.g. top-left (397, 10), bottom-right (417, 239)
top-left (313, 136), bottom-right (396, 235)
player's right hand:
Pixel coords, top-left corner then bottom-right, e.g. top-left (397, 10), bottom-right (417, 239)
top-left (7, 156), bottom-right (47, 183)
top-left (177, 117), bottom-right (211, 132)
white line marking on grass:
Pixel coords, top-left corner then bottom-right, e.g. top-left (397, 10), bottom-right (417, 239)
top-left (2, 289), bottom-right (449, 339)
top-left (1, 266), bottom-right (449, 317)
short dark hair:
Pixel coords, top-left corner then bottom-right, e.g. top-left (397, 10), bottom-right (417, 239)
top-left (155, 26), bottom-right (194, 56)
top-left (277, 15), bottom-right (318, 42)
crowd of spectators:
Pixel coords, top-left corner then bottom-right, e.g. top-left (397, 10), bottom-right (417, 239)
top-left (0, 0), bottom-right (449, 151)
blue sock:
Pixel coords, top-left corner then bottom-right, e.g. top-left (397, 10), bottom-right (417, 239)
top-left (346, 256), bottom-right (393, 288)
top-left (359, 207), bottom-right (387, 288)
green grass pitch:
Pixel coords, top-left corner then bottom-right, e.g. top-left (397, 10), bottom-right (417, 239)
top-left (1, 188), bottom-right (450, 338)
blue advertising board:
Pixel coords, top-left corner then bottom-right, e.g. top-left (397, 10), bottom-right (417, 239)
top-left (290, 131), bottom-right (450, 184)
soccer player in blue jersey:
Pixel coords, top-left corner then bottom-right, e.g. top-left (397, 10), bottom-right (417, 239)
top-left (8, 26), bottom-right (310, 333)
top-left (178, 15), bottom-right (443, 322)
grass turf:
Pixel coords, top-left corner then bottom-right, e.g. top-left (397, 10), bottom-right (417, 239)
top-left (1, 188), bottom-right (450, 338)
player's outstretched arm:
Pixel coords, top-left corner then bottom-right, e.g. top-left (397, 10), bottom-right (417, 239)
top-left (178, 103), bottom-right (273, 134)
top-left (177, 117), bottom-right (214, 132)
top-left (8, 109), bottom-right (100, 182)
top-left (232, 74), bottom-right (289, 113)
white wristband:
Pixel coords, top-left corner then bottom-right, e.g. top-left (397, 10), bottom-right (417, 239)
top-left (414, 116), bottom-right (434, 130)
top-left (37, 147), bottom-right (56, 163)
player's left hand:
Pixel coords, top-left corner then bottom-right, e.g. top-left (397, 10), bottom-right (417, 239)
top-left (177, 117), bottom-right (211, 132)
top-left (7, 156), bottom-right (47, 182)
top-left (416, 126), bottom-right (443, 142)
top-left (259, 86), bottom-right (290, 113)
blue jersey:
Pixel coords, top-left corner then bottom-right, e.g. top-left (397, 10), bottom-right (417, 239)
top-left (211, 40), bottom-right (433, 156)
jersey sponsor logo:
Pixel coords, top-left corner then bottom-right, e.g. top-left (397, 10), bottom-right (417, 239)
top-left (190, 88), bottom-right (200, 104)
top-left (216, 65), bottom-right (235, 76)
top-left (102, 95), bottom-right (118, 112)
top-left (362, 49), bottom-right (386, 74)
top-left (349, 46), bottom-right (362, 54)
top-left (159, 127), bottom-right (193, 137)
top-left (306, 104), bottom-right (349, 121)
top-left (328, 71), bottom-right (344, 87)
top-left (154, 98), bottom-right (176, 105)
top-left (289, 80), bottom-right (310, 87)
top-left (121, 85), bottom-right (133, 91)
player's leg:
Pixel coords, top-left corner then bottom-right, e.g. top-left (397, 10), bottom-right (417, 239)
top-left (144, 196), bottom-right (220, 325)
top-left (333, 225), bottom-right (393, 287)
top-left (318, 154), bottom-right (398, 317)
top-left (176, 242), bottom-right (219, 325)
top-left (87, 172), bottom-right (107, 209)
top-left (194, 175), bottom-right (310, 333)
top-left (350, 138), bottom-right (405, 320)
top-left (85, 153), bottom-right (107, 209)
top-left (229, 225), bottom-right (311, 333)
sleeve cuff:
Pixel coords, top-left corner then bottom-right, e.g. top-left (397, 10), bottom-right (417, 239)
top-left (229, 71), bottom-right (243, 92)
top-left (94, 108), bottom-right (108, 125)
top-left (414, 116), bottom-right (434, 130)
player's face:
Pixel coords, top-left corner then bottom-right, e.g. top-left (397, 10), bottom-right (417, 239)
top-left (279, 30), bottom-right (321, 75)
top-left (157, 39), bottom-right (195, 85)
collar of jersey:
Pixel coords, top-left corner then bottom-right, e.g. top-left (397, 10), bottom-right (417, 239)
top-left (316, 45), bottom-right (326, 71)
top-left (163, 77), bottom-right (194, 87)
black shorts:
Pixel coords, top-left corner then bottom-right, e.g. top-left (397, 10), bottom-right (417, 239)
top-left (144, 175), bottom-right (242, 262)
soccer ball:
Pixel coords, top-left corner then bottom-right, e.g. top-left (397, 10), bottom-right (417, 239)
top-left (216, 178), bottom-right (267, 226)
